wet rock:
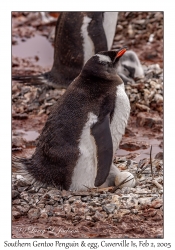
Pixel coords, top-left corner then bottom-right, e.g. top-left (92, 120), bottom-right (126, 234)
top-left (155, 152), bottom-right (163, 160)
top-left (136, 112), bottom-right (162, 128)
top-left (119, 141), bottom-right (149, 151)
top-left (124, 127), bottom-right (136, 137)
top-left (102, 204), bottom-right (116, 214)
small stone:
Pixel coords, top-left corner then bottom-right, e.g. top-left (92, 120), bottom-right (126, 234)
top-left (138, 197), bottom-right (152, 206)
top-left (151, 199), bottom-right (163, 209)
top-left (63, 204), bottom-right (71, 214)
top-left (49, 216), bottom-right (62, 226)
top-left (119, 209), bottom-right (131, 215)
top-left (53, 206), bottom-right (64, 213)
top-left (85, 216), bottom-right (92, 221)
top-left (17, 186), bottom-right (28, 193)
top-left (15, 204), bottom-right (30, 214)
top-left (99, 194), bottom-right (107, 198)
top-left (12, 199), bottom-right (21, 205)
top-left (55, 211), bottom-right (66, 218)
top-left (92, 210), bottom-right (104, 221)
top-left (92, 193), bottom-right (100, 197)
top-left (12, 210), bottom-right (21, 219)
top-left (39, 212), bottom-right (48, 223)
top-left (28, 208), bottom-right (40, 220)
top-left (46, 200), bottom-right (55, 205)
top-left (68, 196), bottom-right (81, 203)
top-left (12, 136), bottom-right (25, 149)
top-left (88, 201), bottom-right (98, 207)
top-left (111, 195), bottom-right (120, 207)
top-left (131, 209), bottom-right (138, 214)
top-left (37, 204), bottom-right (45, 209)
top-left (20, 191), bottom-right (31, 202)
top-left (102, 204), bottom-right (116, 214)
top-left (12, 190), bottom-right (19, 199)
top-left (81, 196), bottom-right (90, 202)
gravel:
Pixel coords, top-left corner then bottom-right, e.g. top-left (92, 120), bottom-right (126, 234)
top-left (12, 158), bottom-right (163, 226)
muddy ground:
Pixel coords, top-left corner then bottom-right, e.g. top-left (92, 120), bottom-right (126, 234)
top-left (12, 12), bottom-right (163, 239)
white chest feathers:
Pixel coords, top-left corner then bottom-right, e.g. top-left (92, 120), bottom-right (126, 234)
top-left (70, 113), bottom-right (98, 191)
top-left (103, 12), bottom-right (118, 50)
top-left (81, 16), bottom-right (95, 65)
top-left (110, 83), bottom-right (130, 154)
top-left (70, 84), bottom-right (130, 191)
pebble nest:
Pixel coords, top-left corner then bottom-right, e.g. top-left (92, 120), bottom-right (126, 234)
top-left (12, 157), bottom-right (163, 233)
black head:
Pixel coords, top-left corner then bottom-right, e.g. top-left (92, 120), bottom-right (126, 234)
top-left (81, 47), bottom-right (127, 81)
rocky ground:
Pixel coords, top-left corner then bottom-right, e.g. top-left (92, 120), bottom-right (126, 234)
top-left (12, 12), bottom-right (163, 238)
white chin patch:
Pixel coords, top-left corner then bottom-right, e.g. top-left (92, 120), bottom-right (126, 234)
top-left (96, 54), bottom-right (111, 63)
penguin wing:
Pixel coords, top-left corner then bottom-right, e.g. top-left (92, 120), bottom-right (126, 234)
top-left (91, 114), bottom-right (113, 187)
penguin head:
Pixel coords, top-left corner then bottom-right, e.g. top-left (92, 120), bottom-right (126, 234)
top-left (116, 50), bottom-right (144, 83)
top-left (81, 47), bottom-right (127, 81)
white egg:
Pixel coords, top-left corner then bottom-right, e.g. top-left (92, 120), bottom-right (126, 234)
top-left (115, 172), bottom-right (135, 188)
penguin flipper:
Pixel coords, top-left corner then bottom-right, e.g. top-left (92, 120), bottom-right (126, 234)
top-left (91, 114), bottom-right (113, 187)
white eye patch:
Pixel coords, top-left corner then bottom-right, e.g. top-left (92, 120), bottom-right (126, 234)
top-left (96, 54), bottom-right (111, 63)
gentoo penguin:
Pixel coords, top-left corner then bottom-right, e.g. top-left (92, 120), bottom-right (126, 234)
top-left (12, 12), bottom-right (118, 89)
top-left (116, 50), bottom-right (144, 84)
top-left (13, 48), bottom-right (135, 191)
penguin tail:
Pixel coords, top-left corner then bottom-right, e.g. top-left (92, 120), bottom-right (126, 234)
top-left (12, 72), bottom-right (68, 89)
top-left (12, 155), bottom-right (37, 185)
top-left (12, 73), bottom-right (48, 87)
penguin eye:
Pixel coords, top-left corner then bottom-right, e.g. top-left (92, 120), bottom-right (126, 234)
top-left (100, 61), bottom-right (113, 67)
top-left (100, 61), bottom-right (107, 65)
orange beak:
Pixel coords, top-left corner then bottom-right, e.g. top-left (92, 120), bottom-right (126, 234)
top-left (116, 48), bottom-right (127, 58)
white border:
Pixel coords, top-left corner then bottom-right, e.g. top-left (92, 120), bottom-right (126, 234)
top-left (1, 1), bottom-right (174, 249)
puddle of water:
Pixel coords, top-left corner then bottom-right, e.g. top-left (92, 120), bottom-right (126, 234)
top-left (117, 138), bottom-right (163, 163)
top-left (14, 129), bottom-right (40, 141)
top-left (12, 35), bottom-right (54, 67)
